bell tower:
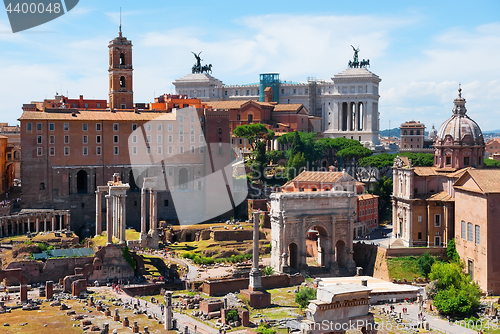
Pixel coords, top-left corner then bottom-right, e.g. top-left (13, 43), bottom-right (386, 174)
top-left (108, 25), bottom-right (133, 109)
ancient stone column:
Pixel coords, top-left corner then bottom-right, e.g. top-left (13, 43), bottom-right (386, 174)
top-left (249, 210), bottom-right (262, 291)
top-left (44, 217), bottom-right (47, 232)
top-left (66, 212), bottom-right (71, 230)
top-left (120, 195), bottom-right (126, 244)
top-left (20, 283), bottom-right (27, 302)
top-left (27, 218), bottom-right (30, 233)
top-left (140, 187), bottom-right (147, 240)
top-left (46, 281), bottom-right (54, 299)
top-left (36, 216), bottom-right (40, 233)
top-left (106, 195), bottom-right (113, 245)
top-left (96, 190), bottom-right (102, 236)
top-left (150, 190), bottom-right (157, 235)
top-left (16, 219), bottom-right (20, 235)
top-left (20, 218), bottom-right (24, 234)
top-left (164, 291), bottom-right (173, 330)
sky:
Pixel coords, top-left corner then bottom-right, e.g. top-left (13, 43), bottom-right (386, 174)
top-left (1, 0), bottom-right (500, 131)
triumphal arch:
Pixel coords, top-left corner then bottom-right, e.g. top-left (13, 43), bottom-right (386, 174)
top-left (269, 191), bottom-right (357, 276)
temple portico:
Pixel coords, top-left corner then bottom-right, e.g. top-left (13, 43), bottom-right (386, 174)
top-left (95, 173), bottom-right (130, 244)
top-left (0, 209), bottom-right (70, 237)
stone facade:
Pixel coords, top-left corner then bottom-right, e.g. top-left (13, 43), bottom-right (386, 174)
top-left (270, 191), bottom-right (357, 275)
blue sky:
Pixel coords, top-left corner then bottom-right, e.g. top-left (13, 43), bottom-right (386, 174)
top-left (1, 0), bottom-right (500, 131)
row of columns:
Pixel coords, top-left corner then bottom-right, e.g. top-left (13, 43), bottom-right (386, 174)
top-left (0, 211), bottom-right (70, 237)
top-left (339, 102), bottom-right (365, 132)
top-left (95, 173), bottom-right (130, 245)
top-left (140, 180), bottom-right (158, 241)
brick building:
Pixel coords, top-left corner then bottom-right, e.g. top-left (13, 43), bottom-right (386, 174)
top-left (485, 138), bottom-right (500, 157)
top-left (18, 29), bottom-right (235, 236)
top-left (453, 169), bottom-right (500, 294)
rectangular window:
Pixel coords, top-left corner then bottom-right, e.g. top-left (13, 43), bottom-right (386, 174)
top-left (96, 146), bottom-right (101, 155)
top-left (37, 147), bottom-right (43, 156)
top-left (461, 220), bottom-right (466, 239)
top-left (168, 135), bottom-right (173, 143)
top-left (26, 123), bottom-right (32, 132)
top-left (157, 135), bottom-right (162, 143)
top-left (179, 146), bottom-right (184, 154)
top-left (475, 225), bottom-right (480, 245)
top-left (64, 123), bottom-right (69, 131)
top-left (146, 135), bottom-right (151, 143)
top-left (467, 222), bottom-right (473, 242)
top-left (435, 214), bottom-right (441, 227)
top-left (49, 147), bottom-right (55, 156)
top-left (64, 147), bottom-right (69, 155)
top-left (114, 146), bottom-right (119, 155)
top-left (190, 135), bottom-right (195, 143)
top-left (83, 135), bottom-right (88, 144)
top-left (190, 146), bottom-right (195, 154)
top-left (147, 147), bottom-right (151, 155)
top-left (36, 123), bottom-right (42, 132)
top-left (164, 199), bottom-right (169, 207)
top-left (132, 123), bottom-right (137, 131)
top-left (64, 135), bottom-right (70, 144)
top-left (157, 146), bottom-right (162, 154)
top-left (131, 135), bottom-right (137, 143)
top-left (180, 125), bottom-right (184, 134)
top-left (84, 103), bottom-right (88, 108)
top-left (96, 135), bottom-right (101, 144)
top-left (97, 103), bottom-right (101, 108)
top-left (179, 116), bottom-right (183, 123)
top-left (82, 123), bottom-right (88, 131)
top-left (191, 115), bottom-right (194, 122)
top-left (168, 146), bottom-right (173, 154)
top-left (200, 147), bottom-right (204, 154)
top-left (114, 135), bottom-right (119, 143)
top-left (190, 126), bottom-right (194, 134)
top-left (132, 146), bottom-right (137, 155)
top-left (37, 135), bottom-right (42, 144)
top-left (199, 135), bottom-right (204, 143)
top-left (49, 123), bottom-right (54, 131)
top-left (168, 124), bottom-right (173, 131)
top-left (179, 135), bottom-right (184, 143)
top-left (418, 215), bottom-right (422, 223)
top-left (113, 123), bottom-right (119, 131)
top-left (157, 124), bottom-right (162, 131)
top-left (96, 123), bottom-right (101, 131)
top-left (83, 147), bottom-right (88, 155)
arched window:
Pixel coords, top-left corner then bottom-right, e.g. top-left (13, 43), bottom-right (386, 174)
top-left (120, 53), bottom-right (125, 65)
top-left (76, 170), bottom-right (88, 194)
top-left (39, 183), bottom-right (45, 190)
top-left (403, 130), bottom-right (407, 135)
top-left (14, 151), bottom-right (19, 159)
top-left (120, 76), bottom-right (126, 88)
top-left (410, 130), bottom-right (414, 135)
top-left (248, 114), bottom-right (253, 123)
top-left (417, 130), bottom-right (421, 135)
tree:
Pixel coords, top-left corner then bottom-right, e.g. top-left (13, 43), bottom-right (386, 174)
top-left (233, 123), bottom-right (274, 151)
top-left (286, 152), bottom-right (306, 181)
top-left (417, 251), bottom-right (436, 278)
top-left (252, 141), bottom-right (267, 181)
top-left (295, 287), bottom-right (317, 309)
top-left (446, 238), bottom-right (460, 263)
top-left (428, 261), bottom-right (481, 316)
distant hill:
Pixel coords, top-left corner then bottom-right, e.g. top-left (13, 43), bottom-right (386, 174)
top-left (379, 128), bottom-right (429, 138)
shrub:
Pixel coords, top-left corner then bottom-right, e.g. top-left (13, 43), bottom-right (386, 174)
top-left (256, 323), bottom-right (276, 334)
top-left (295, 287), bottom-right (316, 309)
top-left (225, 309), bottom-right (239, 323)
top-left (262, 266), bottom-right (274, 276)
top-left (122, 246), bottom-right (136, 269)
top-left (417, 252), bottom-right (436, 277)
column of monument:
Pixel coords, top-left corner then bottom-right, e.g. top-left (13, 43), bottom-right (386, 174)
top-left (120, 194), bottom-right (126, 243)
top-left (150, 189), bottom-right (157, 236)
top-left (140, 187), bottom-right (147, 240)
top-left (249, 210), bottom-right (262, 291)
top-left (95, 190), bottom-right (102, 236)
top-left (106, 194), bottom-right (113, 245)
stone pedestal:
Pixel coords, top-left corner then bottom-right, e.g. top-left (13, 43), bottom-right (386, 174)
top-left (132, 321), bottom-right (139, 333)
top-left (104, 308), bottom-right (111, 316)
top-left (240, 289), bottom-right (271, 309)
top-left (122, 316), bottom-right (129, 327)
top-left (46, 281), bottom-right (53, 299)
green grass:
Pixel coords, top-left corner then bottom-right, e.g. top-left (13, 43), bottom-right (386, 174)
top-left (92, 229), bottom-right (141, 246)
top-left (387, 256), bottom-right (422, 281)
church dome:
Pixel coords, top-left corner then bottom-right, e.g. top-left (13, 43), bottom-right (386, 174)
top-left (436, 88), bottom-right (484, 146)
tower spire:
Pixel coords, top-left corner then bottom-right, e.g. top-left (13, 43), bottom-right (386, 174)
top-left (119, 7), bottom-right (122, 37)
